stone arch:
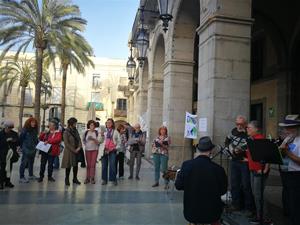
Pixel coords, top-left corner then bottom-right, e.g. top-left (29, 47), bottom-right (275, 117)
top-left (167, 0), bottom-right (200, 62)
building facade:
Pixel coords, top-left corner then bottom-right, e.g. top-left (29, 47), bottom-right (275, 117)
top-left (0, 52), bottom-right (128, 132)
top-left (126, 0), bottom-right (300, 165)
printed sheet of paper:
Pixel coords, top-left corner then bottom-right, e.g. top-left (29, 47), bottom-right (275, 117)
top-left (184, 112), bottom-right (198, 139)
top-left (36, 141), bottom-right (52, 153)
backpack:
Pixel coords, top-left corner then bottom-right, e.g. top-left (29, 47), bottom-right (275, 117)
top-left (84, 130), bottom-right (99, 142)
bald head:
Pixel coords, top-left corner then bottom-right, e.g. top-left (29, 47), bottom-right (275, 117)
top-left (235, 115), bottom-right (247, 132)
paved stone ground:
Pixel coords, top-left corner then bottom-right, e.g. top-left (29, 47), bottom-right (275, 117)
top-left (0, 155), bottom-right (291, 225)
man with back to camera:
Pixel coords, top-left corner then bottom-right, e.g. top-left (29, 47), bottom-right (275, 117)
top-left (175, 136), bottom-right (227, 225)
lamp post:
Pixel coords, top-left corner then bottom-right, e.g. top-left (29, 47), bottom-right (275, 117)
top-left (136, 6), bottom-right (149, 67)
top-left (157, 0), bottom-right (173, 32)
top-left (126, 40), bottom-right (136, 85)
top-left (41, 81), bottom-right (51, 131)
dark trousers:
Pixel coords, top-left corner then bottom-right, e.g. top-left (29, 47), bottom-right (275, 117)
top-left (65, 166), bottom-right (78, 180)
top-left (0, 161), bottom-right (12, 185)
top-left (102, 151), bottom-right (117, 182)
top-left (115, 152), bottom-right (124, 177)
top-left (19, 153), bottom-right (35, 178)
top-left (280, 171), bottom-right (300, 225)
top-left (230, 160), bottom-right (254, 210)
top-left (39, 152), bottom-right (55, 178)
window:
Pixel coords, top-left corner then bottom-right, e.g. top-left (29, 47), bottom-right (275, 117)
top-left (92, 74), bottom-right (101, 89)
top-left (24, 88), bottom-right (33, 106)
top-left (54, 68), bottom-right (62, 80)
top-left (52, 87), bottom-right (62, 104)
top-left (91, 92), bottom-right (101, 102)
top-left (117, 98), bottom-right (127, 111)
top-left (49, 107), bottom-right (60, 119)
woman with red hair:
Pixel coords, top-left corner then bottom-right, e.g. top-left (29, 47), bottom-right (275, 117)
top-left (19, 117), bottom-right (39, 183)
top-left (151, 126), bottom-right (171, 188)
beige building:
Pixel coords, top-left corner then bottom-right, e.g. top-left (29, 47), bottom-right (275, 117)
top-left (0, 51), bottom-right (128, 131)
top-left (125, 0), bottom-right (300, 165)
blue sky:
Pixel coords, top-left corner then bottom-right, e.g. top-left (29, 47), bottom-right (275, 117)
top-left (73, 0), bottom-right (139, 59)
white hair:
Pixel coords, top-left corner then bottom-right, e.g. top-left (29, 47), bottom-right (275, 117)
top-left (236, 115), bottom-right (247, 123)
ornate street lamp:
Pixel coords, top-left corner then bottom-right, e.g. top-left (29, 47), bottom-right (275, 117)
top-left (126, 40), bottom-right (136, 85)
top-left (136, 6), bottom-right (149, 67)
top-left (158, 0), bottom-right (173, 32)
top-left (136, 28), bottom-right (149, 67)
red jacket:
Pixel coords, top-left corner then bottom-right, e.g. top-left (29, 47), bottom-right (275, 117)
top-left (39, 131), bottom-right (62, 156)
top-left (246, 133), bottom-right (265, 172)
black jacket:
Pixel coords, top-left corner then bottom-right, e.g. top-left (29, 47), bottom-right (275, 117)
top-left (175, 155), bottom-right (227, 224)
top-left (0, 129), bottom-right (20, 163)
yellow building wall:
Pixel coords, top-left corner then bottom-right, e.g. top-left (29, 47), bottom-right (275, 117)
top-left (251, 79), bottom-right (278, 137)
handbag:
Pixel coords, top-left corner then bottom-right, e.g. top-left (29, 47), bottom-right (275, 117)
top-left (76, 147), bottom-right (85, 163)
top-left (10, 148), bottom-right (20, 163)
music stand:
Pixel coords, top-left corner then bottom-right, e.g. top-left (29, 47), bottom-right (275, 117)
top-left (247, 139), bottom-right (283, 225)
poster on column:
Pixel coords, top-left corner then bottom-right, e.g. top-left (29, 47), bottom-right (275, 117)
top-left (184, 112), bottom-right (198, 139)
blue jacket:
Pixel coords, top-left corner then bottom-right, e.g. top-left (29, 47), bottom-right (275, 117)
top-left (175, 155), bottom-right (227, 224)
top-left (20, 128), bottom-right (38, 156)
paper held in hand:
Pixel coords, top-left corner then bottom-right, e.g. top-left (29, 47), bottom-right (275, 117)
top-left (36, 141), bottom-right (52, 153)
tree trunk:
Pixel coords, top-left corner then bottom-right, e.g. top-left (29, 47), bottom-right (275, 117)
top-left (34, 47), bottom-right (44, 126)
top-left (61, 64), bottom-right (68, 125)
top-left (19, 85), bottom-right (26, 132)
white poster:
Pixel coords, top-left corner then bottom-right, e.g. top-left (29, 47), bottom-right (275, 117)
top-left (184, 112), bottom-right (198, 139)
top-left (199, 117), bottom-right (208, 132)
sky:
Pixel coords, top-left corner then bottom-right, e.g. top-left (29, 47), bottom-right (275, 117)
top-left (72, 0), bottom-right (139, 60)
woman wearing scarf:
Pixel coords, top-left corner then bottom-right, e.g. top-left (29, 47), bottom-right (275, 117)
top-left (100, 118), bottom-right (121, 186)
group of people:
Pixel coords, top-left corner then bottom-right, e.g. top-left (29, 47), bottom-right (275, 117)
top-left (174, 114), bottom-right (300, 225)
top-left (0, 116), bottom-right (172, 190)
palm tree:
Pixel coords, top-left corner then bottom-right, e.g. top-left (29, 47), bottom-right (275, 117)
top-left (0, 0), bottom-right (87, 124)
top-left (47, 33), bottom-right (94, 125)
top-left (0, 56), bottom-right (51, 130)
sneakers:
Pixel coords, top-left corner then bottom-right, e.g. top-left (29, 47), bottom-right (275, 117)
top-left (249, 217), bottom-right (273, 225)
top-left (19, 177), bottom-right (29, 183)
top-left (28, 175), bottom-right (37, 180)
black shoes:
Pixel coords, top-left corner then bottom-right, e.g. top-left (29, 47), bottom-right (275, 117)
top-left (152, 182), bottom-right (159, 187)
top-left (135, 176), bottom-right (140, 180)
top-left (5, 182), bottom-right (14, 188)
top-left (37, 177), bottom-right (43, 183)
top-left (0, 183), bottom-right (4, 190)
top-left (101, 181), bottom-right (108, 185)
top-left (73, 179), bottom-right (81, 185)
top-left (48, 177), bottom-right (55, 182)
top-left (128, 176), bottom-right (133, 180)
top-left (65, 178), bottom-right (70, 186)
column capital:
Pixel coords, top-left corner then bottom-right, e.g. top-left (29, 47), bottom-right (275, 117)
top-left (163, 60), bottom-right (195, 69)
top-left (197, 14), bottom-right (253, 36)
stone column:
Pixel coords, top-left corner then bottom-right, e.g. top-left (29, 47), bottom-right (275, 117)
top-left (197, 0), bottom-right (252, 144)
top-left (163, 60), bottom-right (194, 165)
top-left (146, 79), bottom-right (163, 158)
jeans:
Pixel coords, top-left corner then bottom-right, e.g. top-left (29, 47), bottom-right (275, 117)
top-left (129, 151), bottom-right (142, 177)
top-left (85, 150), bottom-right (98, 179)
top-left (153, 153), bottom-right (168, 183)
top-left (101, 151), bottom-right (117, 182)
top-left (250, 171), bottom-right (268, 218)
top-left (39, 152), bottom-right (55, 178)
top-left (230, 160), bottom-right (254, 210)
top-left (53, 156), bottom-right (60, 169)
top-left (115, 152), bottom-right (124, 178)
top-left (19, 153), bottom-right (35, 178)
